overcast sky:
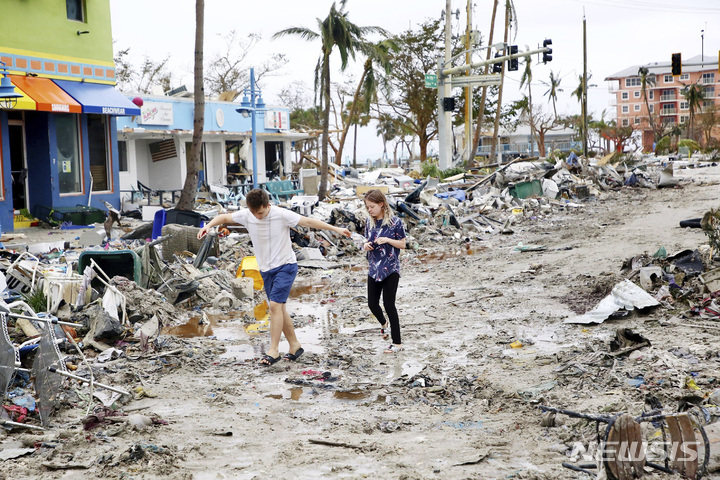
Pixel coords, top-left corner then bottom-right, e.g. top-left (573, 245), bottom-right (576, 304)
top-left (110, 0), bottom-right (720, 161)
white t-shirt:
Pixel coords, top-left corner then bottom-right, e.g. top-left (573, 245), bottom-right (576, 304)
top-left (231, 206), bottom-right (302, 272)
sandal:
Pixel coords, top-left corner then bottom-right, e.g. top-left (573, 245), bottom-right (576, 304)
top-left (380, 323), bottom-right (389, 340)
top-left (384, 344), bottom-right (404, 353)
top-left (260, 353), bottom-right (282, 366)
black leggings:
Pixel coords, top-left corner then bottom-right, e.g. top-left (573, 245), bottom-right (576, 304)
top-left (367, 273), bottom-right (401, 345)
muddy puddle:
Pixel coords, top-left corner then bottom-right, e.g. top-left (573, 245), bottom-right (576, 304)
top-left (165, 288), bottom-right (341, 359)
top-left (417, 244), bottom-right (485, 262)
top-left (264, 387), bottom-right (382, 403)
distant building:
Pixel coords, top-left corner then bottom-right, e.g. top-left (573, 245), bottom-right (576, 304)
top-left (605, 55), bottom-right (720, 151)
top-left (475, 125), bottom-right (580, 160)
top-left (115, 94), bottom-right (311, 203)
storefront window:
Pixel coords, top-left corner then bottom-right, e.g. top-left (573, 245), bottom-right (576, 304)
top-left (87, 114), bottom-right (110, 191)
top-left (57, 115), bottom-right (82, 194)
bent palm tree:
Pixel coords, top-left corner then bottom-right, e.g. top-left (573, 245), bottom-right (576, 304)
top-left (274, 1), bottom-right (386, 200)
top-left (637, 66), bottom-right (663, 150)
top-left (335, 38), bottom-right (395, 168)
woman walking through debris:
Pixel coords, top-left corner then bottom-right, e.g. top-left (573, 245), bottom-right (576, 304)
top-left (363, 189), bottom-right (406, 353)
top-left (198, 188), bottom-right (351, 365)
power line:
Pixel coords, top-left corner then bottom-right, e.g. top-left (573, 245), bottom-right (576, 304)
top-left (568, 0), bottom-right (720, 14)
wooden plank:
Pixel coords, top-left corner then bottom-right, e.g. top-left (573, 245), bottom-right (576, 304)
top-left (666, 416), bottom-right (684, 474)
top-left (677, 414), bottom-right (698, 479)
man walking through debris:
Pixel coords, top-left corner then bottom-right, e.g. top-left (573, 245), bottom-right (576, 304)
top-left (198, 188), bottom-right (351, 365)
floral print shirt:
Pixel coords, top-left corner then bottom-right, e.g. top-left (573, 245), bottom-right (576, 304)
top-left (365, 216), bottom-right (406, 281)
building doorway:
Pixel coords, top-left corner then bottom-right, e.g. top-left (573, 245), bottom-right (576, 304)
top-left (8, 117), bottom-right (27, 211)
top-left (264, 141), bottom-right (283, 179)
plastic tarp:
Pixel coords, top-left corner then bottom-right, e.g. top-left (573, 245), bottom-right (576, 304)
top-left (564, 279), bottom-right (660, 324)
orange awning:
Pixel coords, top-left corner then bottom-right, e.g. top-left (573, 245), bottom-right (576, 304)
top-left (10, 76), bottom-right (81, 113)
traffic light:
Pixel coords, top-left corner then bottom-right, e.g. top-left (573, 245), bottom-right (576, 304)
top-left (492, 52), bottom-right (502, 73)
top-left (542, 39), bottom-right (553, 63)
top-left (508, 45), bottom-right (519, 71)
top-left (671, 53), bottom-right (682, 76)
top-left (443, 97), bottom-right (456, 112)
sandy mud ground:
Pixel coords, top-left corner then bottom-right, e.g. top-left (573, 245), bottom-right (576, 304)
top-left (2, 165), bottom-right (720, 479)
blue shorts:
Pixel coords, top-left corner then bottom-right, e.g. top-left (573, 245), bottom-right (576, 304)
top-left (260, 263), bottom-right (298, 303)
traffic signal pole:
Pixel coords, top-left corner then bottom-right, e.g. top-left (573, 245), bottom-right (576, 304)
top-left (438, 0), bottom-right (454, 170)
top-left (464, 0), bottom-right (473, 165)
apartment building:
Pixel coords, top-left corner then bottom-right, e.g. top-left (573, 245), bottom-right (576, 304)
top-left (605, 55), bottom-right (720, 151)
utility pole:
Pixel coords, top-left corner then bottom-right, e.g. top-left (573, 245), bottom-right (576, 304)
top-left (464, 0), bottom-right (473, 165)
top-left (582, 14), bottom-right (588, 157)
top-left (490, 1), bottom-right (509, 163)
top-left (438, 0), bottom-right (453, 170)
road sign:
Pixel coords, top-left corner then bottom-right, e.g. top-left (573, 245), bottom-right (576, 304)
top-left (424, 73), bottom-right (438, 89)
top-left (450, 74), bottom-right (502, 88)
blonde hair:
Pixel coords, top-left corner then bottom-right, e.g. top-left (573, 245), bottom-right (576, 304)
top-left (364, 189), bottom-right (393, 227)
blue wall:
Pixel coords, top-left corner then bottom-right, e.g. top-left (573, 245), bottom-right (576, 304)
top-left (116, 96), bottom-right (287, 134)
top-left (0, 111), bottom-right (12, 233)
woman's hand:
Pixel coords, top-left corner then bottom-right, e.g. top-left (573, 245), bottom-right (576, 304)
top-left (375, 236), bottom-right (389, 245)
top-left (363, 242), bottom-right (374, 251)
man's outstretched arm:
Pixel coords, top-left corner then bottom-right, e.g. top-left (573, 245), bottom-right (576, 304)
top-left (297, 216), bottom-right (351, 238)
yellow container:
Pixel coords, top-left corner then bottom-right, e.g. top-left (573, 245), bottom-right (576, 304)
top-left (14, 215), bottom-right (38, 229)
top-left (237, 256), bottom-right (264, 290)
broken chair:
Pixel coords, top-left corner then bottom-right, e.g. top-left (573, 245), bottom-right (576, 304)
top-left (540, 405), bottom-right (709, 480)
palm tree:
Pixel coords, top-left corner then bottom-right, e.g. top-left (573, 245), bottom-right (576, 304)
top-left (571, 73), bottom-right (591, 146)
top-left (335, 38), bottom-right (395, 168)
top-left (637, 66), bottom-right (662, 151)
top-left (274, 1), bottom-right (385, 200)
top-left (681, 82), bottom-right (705, 141)
top-left (176, 0), bottom-right (204, 210)
top-left (542, 70), bottom-right (563, 117)
top-left (376, 113), bottom-right (399, 164)
top-left (519, 55), bottom-right (535, 156)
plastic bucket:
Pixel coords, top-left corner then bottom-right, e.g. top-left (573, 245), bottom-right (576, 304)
top-left (237, 256), bottom-right (263, 290)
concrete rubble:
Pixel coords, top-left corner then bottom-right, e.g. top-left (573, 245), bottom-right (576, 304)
top-left (2, 152), bottom-right (720, 477)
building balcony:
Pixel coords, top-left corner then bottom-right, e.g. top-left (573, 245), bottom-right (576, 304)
top-left (607, 82), bottom-right (620, 93)
top-left (659, 94), bottom-right (676, 101)
top-left (660, 109), bottom-right (677, 115)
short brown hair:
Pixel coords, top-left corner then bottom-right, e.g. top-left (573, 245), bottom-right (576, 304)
top-left (246, 188), bottom-right (269, 211)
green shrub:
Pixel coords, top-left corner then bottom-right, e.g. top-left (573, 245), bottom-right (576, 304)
top-left (420, 161), bottom-right (442, 178)
top-left (22, 289), bottom-right (47, 313)
top-left (655, 136), bottom-right (671, 154)
top-left (440, 167), bottom-right (465, 179)
top-left (678, 139), bottom-right (700, 154)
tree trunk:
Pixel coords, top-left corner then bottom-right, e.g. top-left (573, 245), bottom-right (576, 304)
top-left (537, 129), bottom-right (546, 157)
top-left (177, 0), bottom-right (204, 211)
top-left (528, 85), bottom-right (535, 156)
top-left (352, 122), bottom-right (358, 168)
top-left (318, 51), bottom-right (331, 200)
top-left (490, 1), bottom-right (510, 161)
top-left (471, 0), bottom-right (498, 163)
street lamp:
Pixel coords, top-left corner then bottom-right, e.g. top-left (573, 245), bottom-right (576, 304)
top-left (235, 68), bottom-right (265, 189)
top-left (0, 61), bottom-right (22, 110)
